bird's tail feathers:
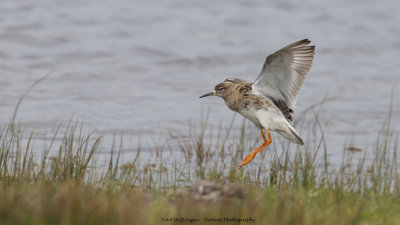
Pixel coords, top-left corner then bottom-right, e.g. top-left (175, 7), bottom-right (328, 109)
top-left (277, 123), bottom-right (304, 145)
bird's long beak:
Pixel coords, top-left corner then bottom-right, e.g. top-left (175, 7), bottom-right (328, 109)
top-left (199, 90), bottom-right (215, 98)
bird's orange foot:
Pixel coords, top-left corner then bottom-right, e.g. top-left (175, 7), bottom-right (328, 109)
top-left (235, 152), bottom-right (257, 171)
top-left (234, 129), bottom-right (272, 172)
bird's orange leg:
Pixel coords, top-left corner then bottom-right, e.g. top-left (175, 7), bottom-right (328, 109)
top-left (235, 130), bottom-right (272, 171)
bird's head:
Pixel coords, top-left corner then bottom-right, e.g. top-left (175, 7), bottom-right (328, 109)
top-left (199, 81), bottom-right (236, 99)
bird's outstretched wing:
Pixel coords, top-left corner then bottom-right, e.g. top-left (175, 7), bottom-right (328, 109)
top-left (252, 39), bottom-right (315, 109)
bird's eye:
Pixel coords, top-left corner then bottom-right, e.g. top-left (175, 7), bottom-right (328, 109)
top-left (218, 87), bottom-right (225, 91)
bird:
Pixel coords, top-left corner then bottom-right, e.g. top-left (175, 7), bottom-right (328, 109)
top-left (199, 39), bottom-right (315, 171)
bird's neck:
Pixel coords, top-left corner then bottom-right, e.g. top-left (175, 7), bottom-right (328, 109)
top-left (222, 86), bottom-right (242, 112)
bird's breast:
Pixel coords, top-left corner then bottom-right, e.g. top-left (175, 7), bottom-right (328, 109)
top-left (238, 107), bottom-right (263, 128)
top-left (236, 94), bottom-right (283, 129)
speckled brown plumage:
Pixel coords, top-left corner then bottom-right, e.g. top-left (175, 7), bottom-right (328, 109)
top-left (224, 80), bottom-right (293, 121)
top-left (216, 81), bottom-right (275, 114)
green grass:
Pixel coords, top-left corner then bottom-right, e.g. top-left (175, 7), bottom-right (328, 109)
top-left (0, 93), bottom-right (399, 224)
top-left (1, 181), bottom-right (400, 225)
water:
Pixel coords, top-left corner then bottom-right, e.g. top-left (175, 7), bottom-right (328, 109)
top-left (0, 0), bottom-right (399, 160)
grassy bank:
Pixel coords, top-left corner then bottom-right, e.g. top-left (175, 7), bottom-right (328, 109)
top-left (2, 182), bottom-right (400, 225)
top-left (0, 104), bottom-right (399, 224)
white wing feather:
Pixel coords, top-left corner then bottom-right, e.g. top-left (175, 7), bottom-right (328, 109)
top-left (252, 39), bottom-right (315, 109)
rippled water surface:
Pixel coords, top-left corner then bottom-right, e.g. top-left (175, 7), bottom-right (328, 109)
top-left (0, 0), bottom-right (399, 159)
